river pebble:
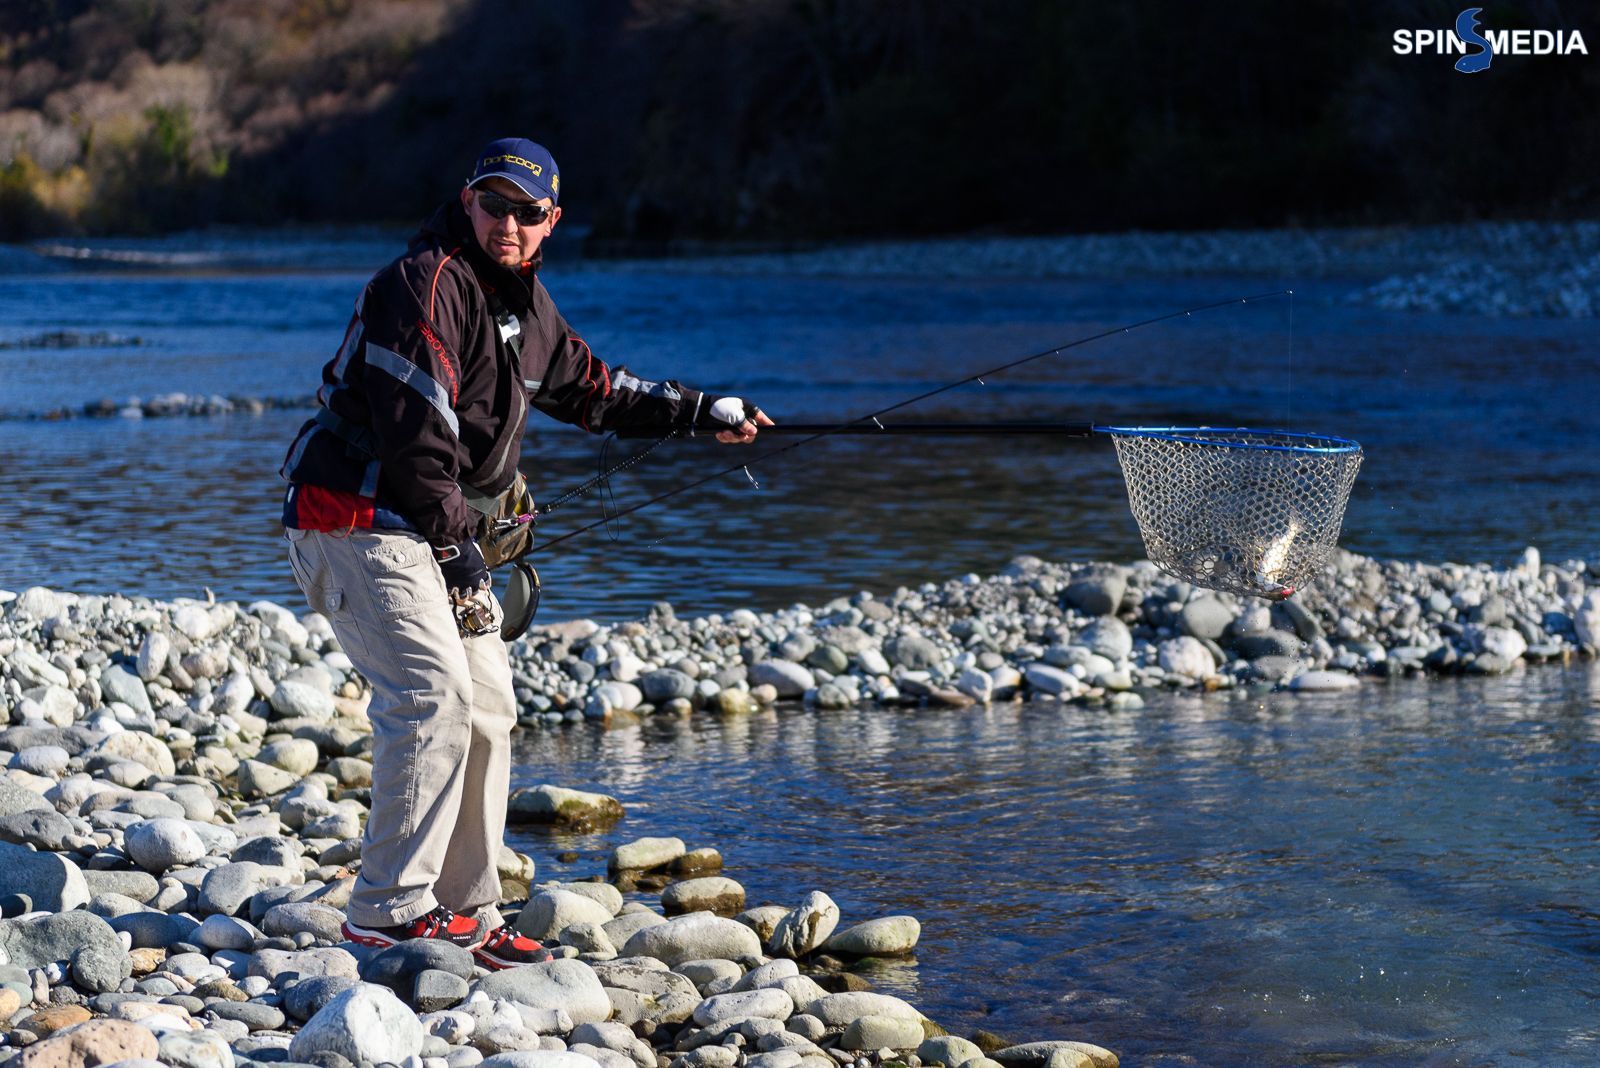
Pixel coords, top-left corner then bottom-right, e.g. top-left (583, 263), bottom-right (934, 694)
top-left (823, 917), bottom-right (921, 958)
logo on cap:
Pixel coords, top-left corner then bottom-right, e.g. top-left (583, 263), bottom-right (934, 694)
top-left (482, 154), bottom-right (543, 177)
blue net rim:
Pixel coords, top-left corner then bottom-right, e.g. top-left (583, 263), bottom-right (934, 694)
top-left (1097, 425), bottom-right (1363, 455)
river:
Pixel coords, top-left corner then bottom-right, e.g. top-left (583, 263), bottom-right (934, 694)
top-left (2, 230), bottom-right (1598, 1065)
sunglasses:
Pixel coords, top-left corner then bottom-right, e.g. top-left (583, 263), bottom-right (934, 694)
top-left (476, 190), bottom-right (554, 226)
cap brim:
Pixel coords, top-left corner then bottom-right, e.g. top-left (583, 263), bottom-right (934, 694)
top-left (467, 173), bottom-right (554, 203)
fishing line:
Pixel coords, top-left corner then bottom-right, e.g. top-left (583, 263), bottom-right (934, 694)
top-left (531, 432), bottom-right (672, 520)
top-left (525, 288), bottom-right (1294, 556)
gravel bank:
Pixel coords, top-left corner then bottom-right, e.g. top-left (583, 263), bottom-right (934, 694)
top-left (510, 547), bottom-right (1598, 724)
top-left (3, 545), bottom-right (1597, 1068)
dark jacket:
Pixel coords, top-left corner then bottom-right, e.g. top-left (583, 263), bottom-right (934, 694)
top-left (280, 201), bottom-right (710, 548)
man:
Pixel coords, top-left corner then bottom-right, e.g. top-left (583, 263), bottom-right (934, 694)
top-left (279, 137), bottom-right (770, 969)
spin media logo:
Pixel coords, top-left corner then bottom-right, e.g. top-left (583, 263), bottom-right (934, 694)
top-left (1393, 7), bottom-right (1589, 72)
top-left (1453, 8), bottom-right (1493, 73)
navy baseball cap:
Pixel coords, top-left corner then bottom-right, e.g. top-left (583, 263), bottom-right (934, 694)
top-left (467, 138), bottom-right (560, 204)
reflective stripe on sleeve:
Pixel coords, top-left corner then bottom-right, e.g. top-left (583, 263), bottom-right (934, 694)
top-left (613, 370), bottom-right (682, 401)
top-left (364, 342), bottom-right (460, 437)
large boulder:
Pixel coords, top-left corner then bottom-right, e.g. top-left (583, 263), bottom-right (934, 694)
top-left (748, 660), bottom-right (814, 698)
top-left (268, 680), bottom-right (336, 722)
top-left (470, 958), bottom-right (610, 1026)
top-left (288, 982), bottom-right (423, 1064)
top-left (842, 1016), bottom-right (925, 1051)
top-left (661, 878), bottom-right (745, 917)
top-left (1178, 597), bottom-right (1234, 640)
top-left (515, 889), bottom-right (617, 941)
top-left (1157, 637), bottom-right (1214, 680)
top-left (199, 861), bottom-right (297, 916)
top-left (108, 911), bottom-right (200, 950)
top-left (506, 785), bottom-right (625, 829)
top-left (609, 837), bottom-right (685, 873)
top-left (691, 989), bottom-right (794, 1027)
top-left (81, 870), bottom-right (159, 904)
top-left (1081, 617), bottom-right (1132, 662)
top-left (620, 913), bottom-right (762, 966)
top-left (992, 1041), bottom-right (1118, 1068)
top-left (0, 809), bottom-right (75, 852)
top-left (803, 992), bottom-right (923, 1026)
top-left (96, 666), bottom-right (152, 716)
top-left (359, 938), bottom-right (477, 997)
top-left (261, 902), bottom-right (345, 944)
top-left (12, 1018), bottom-right (158, 1068)
top-left (158, 1028), bottom-right (236, 1068)
top-left (601, 910), bottom-right (666, 948)
top-left (0, 841), bottom-right (89, 912)
top-left (282, 975), bottom-right (360, 1022)
top-left (124, 818), bottom-right (207, 873)
top-left (0, 778), bottom-right (51, 819)
top-left (236, 760), bottom-right (300, 799)
top-left (0, 910), bottom-right (122, 970)
top-left (257, 738), bottom-right (321, 776)
top-left (920, 1036), bottom-right (985, 1068)
top-left (823, 916), bottom-right (921, 957)
top-left (248, 947), bottom-right (360, 983)
top-left (768, 892), bottom-right (838, 959)
top-left (1063, 567), bottom-right (1126, 617)
top-left (91, 730), bottom-right (174, 778)
top-left (479, 1054), bottom-right (605, 1068)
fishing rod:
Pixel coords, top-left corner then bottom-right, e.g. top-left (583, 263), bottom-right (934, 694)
top-left (494, 287), bottom-right (1365, 639)
top-left (751, 421), bottom-right (1097, 436)
top-left (525, 288), bottom-right (1293, 556)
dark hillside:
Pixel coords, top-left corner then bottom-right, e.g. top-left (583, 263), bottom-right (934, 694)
top-left (1, 0), bottom-right (1596, 240)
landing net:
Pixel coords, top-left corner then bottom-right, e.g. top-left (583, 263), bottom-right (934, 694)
top-left (1106, 427), bottom-right (1363, 600)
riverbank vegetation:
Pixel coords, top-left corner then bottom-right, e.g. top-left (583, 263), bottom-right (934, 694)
top-left (2, 0), bottom-right (1597, 242)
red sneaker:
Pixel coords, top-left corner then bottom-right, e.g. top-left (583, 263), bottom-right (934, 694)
top-left (474, 925), bottom-right (548, 969)
top-left (342, 905), bottom-right (485, 950)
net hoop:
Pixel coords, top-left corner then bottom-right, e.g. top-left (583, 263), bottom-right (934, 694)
top-left (1104, 425), bottom-right (1363, 600)
top-left (1096, 426), bottom-right (1362, 455)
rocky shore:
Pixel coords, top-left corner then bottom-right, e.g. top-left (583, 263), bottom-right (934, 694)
top-left (2, 393), bottom-right (314, 425)
top-left (0, 575), bottom-right (1134, 1068)
top-left (3, 546), bottom-right (1598, 1068)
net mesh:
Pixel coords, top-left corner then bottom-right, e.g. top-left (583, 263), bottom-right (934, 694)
top-left (1109, 428), bottom-right (1363, 600)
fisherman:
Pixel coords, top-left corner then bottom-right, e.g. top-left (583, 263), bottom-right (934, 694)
top-left (278, 137), bottom-right (771, 968)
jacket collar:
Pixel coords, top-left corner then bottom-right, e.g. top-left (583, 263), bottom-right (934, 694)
top-left (417, 201), bottom-right (541, 313)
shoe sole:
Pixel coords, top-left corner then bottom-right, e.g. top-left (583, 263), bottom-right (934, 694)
top-left (472, 944), bottom-right (547, 970)
top-left (342, 921), bottom-right (486, 952)
top-left (341, 922), bottom-right (401, 949)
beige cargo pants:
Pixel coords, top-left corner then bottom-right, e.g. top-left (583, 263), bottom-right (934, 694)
top-left (286, 526), bottom-right (514, 930)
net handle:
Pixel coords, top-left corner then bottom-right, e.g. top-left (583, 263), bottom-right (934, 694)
top-left (749, 421), bottom-right (1096, 437)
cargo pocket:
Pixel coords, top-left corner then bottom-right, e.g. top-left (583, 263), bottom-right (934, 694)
top-left (288, 534), bottom-right (367, 660)
top-left (356, 532), bottom-right (445, 620)
top-left (321, 587), bottom-right (368, 660)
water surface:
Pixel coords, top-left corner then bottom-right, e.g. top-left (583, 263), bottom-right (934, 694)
top-left (511, 667), bottom-right (1600, 1068)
